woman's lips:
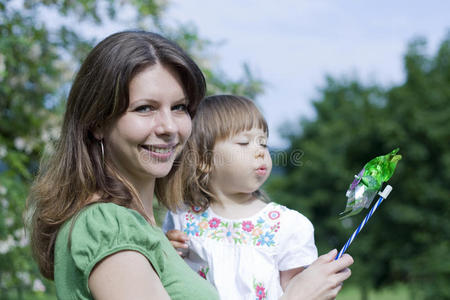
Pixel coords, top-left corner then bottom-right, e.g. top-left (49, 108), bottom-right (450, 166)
top-left (140, 144), bottom-right (176, 160)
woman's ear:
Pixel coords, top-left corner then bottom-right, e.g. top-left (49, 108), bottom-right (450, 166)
top-left (92, 125), bottom-right (104, 141)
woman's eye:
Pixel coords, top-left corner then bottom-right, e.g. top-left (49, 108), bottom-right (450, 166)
top-left (172, 104), bottom-right (188, 112)
top-left (260, 143), bottom-right (268, 148)
top-left (135, 105), bottom-right (155, 113)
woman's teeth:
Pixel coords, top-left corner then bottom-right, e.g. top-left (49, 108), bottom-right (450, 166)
top-left (142, 145), bottom-right (173, 153)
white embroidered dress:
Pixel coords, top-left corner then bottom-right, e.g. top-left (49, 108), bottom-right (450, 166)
top-left (163, 202), bottom-right (318, 300)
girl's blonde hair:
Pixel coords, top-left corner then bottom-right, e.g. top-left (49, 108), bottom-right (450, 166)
top-left (182, 94), bottom-right (269, 210)
top-left (27, 31), bottom-right (206, 280)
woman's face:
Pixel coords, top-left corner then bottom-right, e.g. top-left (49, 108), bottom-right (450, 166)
top-left (103, 63), bottom-right (192, 185)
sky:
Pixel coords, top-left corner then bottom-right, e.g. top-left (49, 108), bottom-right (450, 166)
top-left (34, 0), bottom-right (450, 147)
top-left (164, 0), bottom-right (450, 147)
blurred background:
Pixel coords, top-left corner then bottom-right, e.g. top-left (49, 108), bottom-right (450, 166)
top-left (0, 0), bottom-right (449, 299)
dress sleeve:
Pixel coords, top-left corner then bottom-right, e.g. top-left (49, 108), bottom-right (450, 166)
top-left (162, 211), bottom-right (175, 233)
top-left (277, 210), bottom-right (318, 271)
top-left (162, 210), bottom-right (184, 233)
top-left (69, 203), bottom-right (165, 292)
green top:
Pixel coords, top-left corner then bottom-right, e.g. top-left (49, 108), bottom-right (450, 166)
top-left (54, 203), bottom-right (219, 300)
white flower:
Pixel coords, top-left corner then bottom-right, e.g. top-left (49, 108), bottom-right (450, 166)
top-left (0, 54), bottom-right (5, 81)
top-left (1, 199), bottom-right (8, 209)
top-left (5, 217), bottom-right (14, 227)
top-left (29, 44), bottom-right (42, 60)
top-left (33, 279), bottom-right (46, 292)
top-left (0, 235), bottom-right (15, 254)
top-left (14, 137), bottom-right (26, 151)
top-left (0, 146), bottom-right (6, 158)
top-left (17, 272), bottom-right (31, 285)
top-left (0, 185), bottom-right (6, 195)
top-left (14, 228), bottom-right (29, 248)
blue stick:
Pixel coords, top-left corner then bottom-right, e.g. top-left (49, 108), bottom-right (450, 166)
top-left (335, 185), bottom-right (392, 260)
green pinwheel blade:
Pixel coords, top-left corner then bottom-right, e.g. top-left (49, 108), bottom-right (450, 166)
top-left (339, 148), bottom-right (401, 219)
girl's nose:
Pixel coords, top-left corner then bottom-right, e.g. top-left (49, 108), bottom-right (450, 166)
top-left (154, 110), bottom-right (177, 136)
top-left (255, 148), bottom-right (265, 159)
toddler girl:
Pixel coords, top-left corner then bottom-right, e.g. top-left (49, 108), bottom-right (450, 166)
top-left (163, 95), bottom-right (318, 300)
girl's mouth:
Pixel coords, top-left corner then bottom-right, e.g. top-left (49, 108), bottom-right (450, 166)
top-left (256, 166), bottom-right (267, 176)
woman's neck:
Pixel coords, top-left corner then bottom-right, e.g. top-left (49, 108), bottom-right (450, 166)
top-left (132, 178), bottom-right (157, 224)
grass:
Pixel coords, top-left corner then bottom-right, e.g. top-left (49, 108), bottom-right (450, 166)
top-left (337, 284), bottom-right (410, 300)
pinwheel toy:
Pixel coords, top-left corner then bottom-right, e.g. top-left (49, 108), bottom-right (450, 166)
top-left (335, 148), bottom-right (401, 260)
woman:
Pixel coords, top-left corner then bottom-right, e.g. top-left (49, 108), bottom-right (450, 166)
top-left (27, 31), bottom-right (353, 299)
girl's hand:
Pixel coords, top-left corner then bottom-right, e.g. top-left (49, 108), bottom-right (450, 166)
top-left (166, 229), bottom-right (189, 256)
top-left (281, 249), bottom-right (353, 300)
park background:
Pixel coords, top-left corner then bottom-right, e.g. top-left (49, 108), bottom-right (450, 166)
top-left (0, 0), bottom-right (449, 299)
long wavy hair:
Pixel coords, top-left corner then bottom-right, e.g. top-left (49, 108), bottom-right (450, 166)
top-left (27, 31), bottom-right (205, 279)
top-left (182, 95), bottom-right (269, 211)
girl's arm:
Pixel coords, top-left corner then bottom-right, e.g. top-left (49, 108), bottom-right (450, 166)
top-left (280, 249), bottom-right (353, 300)
top-left (280, 267), bottom-right (305, 291)
top-left (88, 250), bottom-right (171, 300)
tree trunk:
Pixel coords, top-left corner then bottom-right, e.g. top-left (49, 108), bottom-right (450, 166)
top-left (360, 285), bottom-right (369, 300)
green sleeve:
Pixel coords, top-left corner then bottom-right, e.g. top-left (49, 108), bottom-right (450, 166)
top-left (69, 203), bottom-right (165, 293)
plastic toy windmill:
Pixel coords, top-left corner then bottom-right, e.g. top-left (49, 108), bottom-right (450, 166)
top-left (335, 148), bottom-right (402, 260)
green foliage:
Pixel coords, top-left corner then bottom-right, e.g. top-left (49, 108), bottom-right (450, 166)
top-left (267, 32), bottom-right (450, 299)
top-left (0, 0), bottom-right (263, 298)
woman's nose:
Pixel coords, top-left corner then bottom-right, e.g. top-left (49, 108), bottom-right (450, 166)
top-left (154, 110), bottom-right (177, 136)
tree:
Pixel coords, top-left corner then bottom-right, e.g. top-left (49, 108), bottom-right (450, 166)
top-left (0, 1), bottom-right (263, 298)
top-left (266, 32), bottom-right (450, 300)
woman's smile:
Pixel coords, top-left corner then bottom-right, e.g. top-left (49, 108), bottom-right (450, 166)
top-left (140, 143), bottom-right (178, 160)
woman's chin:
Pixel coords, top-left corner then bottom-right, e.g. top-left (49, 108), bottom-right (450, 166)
top-left (145, 165), bottom-right (173, 179)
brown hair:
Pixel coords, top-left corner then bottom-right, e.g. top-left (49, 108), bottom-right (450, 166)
top-left (182, 94), bottom-right (269, 210)
top-left (27, 31), bottom-right (205, 279)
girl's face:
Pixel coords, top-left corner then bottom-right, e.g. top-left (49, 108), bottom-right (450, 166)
top-left (103, 63), bottom-right (192, 186)
top-left (209, 128), bottom-right (272, 196)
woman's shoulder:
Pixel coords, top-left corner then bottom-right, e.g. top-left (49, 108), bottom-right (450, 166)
top-left (78, 201), bottom-right (137, 218)
top-left (56, 202), bottom-right (165, 276)
top-left (69, 202), bottom-right (158, 242)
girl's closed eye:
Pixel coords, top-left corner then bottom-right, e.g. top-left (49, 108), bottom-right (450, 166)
top-left (256, 137), bottom-right (268, 148)
top-left (236, 139), bottom-right (249, 146)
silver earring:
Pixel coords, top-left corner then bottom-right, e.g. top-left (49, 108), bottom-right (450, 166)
top-left (100, 140), bottom-right (105, 164)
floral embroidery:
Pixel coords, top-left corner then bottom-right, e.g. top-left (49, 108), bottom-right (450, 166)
top-left (192, 206), bottom-right (202, 213)
top-left (209, 217), bottom-right (221, 228)
top-left (182, 203), bottom-right (286, 247)
top-left (253, 278), bottom-right (267, 300)
top-left (197, 266), bottom-right (209, 279)
top-left (242, 221), bottom-right (254, 232)
top-left (199, 221), bottom-right (209, 229)
top-left (268, 210), bottom-right (280, 220)
top-left (184, 222), bottom-right (199, 236)
top-left (256, 232), bottom-right (275, 247)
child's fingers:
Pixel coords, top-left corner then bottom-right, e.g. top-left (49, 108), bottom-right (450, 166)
top-left (335, 268), bottom-right (352, 283)
top-left (327, 283), bottom-right (343, 299)
top-left (315, 249), bottom-right (338, 265)
top-left (166, 229), bottom-right (189, 243)
top-left (331, 254), bottom-right (354, 273)
top-left (170, 240), bottom-right (189, 249)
